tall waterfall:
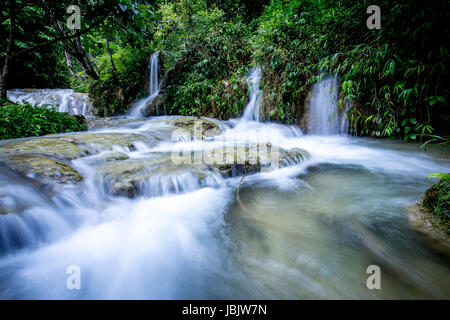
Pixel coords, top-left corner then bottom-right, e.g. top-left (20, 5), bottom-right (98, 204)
top-left (6, 89), bottom-right (92, 116)
top-left (307, 77), bottom-right (349, 135)
top-left (242, 67), bottom-right (262, 122)
top-left (129, 52), bottom-right (162, 117)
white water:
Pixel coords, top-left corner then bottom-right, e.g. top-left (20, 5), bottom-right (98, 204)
top-left (129, 52), bottom-right (163, 117)
top-left (7, 89), bottom-right (92, 116)
top-left (308, 76), bottom-right (349, 135)
top-left (242, 67), bottom-right (263, 122)
top-left (0, 72), bottom-right (449, 299)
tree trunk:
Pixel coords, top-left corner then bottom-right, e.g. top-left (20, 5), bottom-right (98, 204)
top-left (63, 50), bottom-right (88, 83)
top-left (105, 39), bottom-right (117, 77)
top-left (55, 20), bottom-right (99, 80)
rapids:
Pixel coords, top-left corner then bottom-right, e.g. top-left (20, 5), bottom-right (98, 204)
top-left (0, 71), bottom-right (449, 299)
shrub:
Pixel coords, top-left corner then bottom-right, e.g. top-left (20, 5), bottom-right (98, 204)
top-left (0, 103), bottom-right (87, 140)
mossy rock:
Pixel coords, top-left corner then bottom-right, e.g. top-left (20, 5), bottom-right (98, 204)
top-left (157, 116), bottom-right (222, 138)
top-left (0, 137), bottom-right (90, 160)
top-left (0, 132), bottom-right (148, 160)
top-left (0, 154), bottom-right (83, 184)
top-left (423, 179), bottom-right (450, 232)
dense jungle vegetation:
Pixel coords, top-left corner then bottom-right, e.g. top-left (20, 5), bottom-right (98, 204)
top-left (1, 0), bottom-right (449, 141)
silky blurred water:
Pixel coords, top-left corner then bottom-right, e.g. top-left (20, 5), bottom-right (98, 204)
top-left (0, 115), bottom-right (449, 299)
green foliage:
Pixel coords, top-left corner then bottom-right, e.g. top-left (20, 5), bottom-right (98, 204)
top-left (0, 1), bottom-right (72, 89)
top-left (0, 103), bottom-right (87, 140)
top-left (155, 0), bottom-right (252, 119)
top-left (88, 45), bottom-right (154, 116)
top-left (252, 0), bottom-right (449, 134)
top-left (2, 0), bottom-right (448, 142)
top-left (320, 0), bottom-right (450, 140)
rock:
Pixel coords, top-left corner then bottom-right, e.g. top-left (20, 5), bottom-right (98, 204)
top-left (0, 132), bottom-right (147, 160)
top-left (163, 116), bottom-right (222, 138)
top-left (0, 137), bottom-right (90, 160)
top-left (97, 153), bottom-right (214, 197)
top-left (142, 94), bottom-right (164, 116)
top-left (422, 179), bottom-right (450, 234)
top-left (101, 151), bottom-right (130, 162)
top-left (406, 203), bottom-right (450, 259)
top-left (0, 154), bottom-right (83, 184)
top-left (56, 132), bottom-right (146, 153)
top-left (200, 143), bottom-right (309, 177)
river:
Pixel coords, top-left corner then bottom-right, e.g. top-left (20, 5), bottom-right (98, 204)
top-left (0, 74), bottom-right (449, 299)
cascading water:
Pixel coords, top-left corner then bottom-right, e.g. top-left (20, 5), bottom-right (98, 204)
top-left (0, 92), bottom-right (449, 297)
top-left (307, 76), bottom-right (349, 135)
top-left (6, 89), bottom-right (92, 116)
top-left (129, 52), bottom-right (163, 117)
top-left (242, 67), bottom-right (263, 122)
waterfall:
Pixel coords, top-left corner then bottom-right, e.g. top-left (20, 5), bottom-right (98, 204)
top-left (307, 76), bottom-right (349, 135)
top-left (6, 89), bottom-right (92, 116)
top-left (129, 52), bottom-right (162, 117)
top-left (242, 67), bottom-right (262, 122)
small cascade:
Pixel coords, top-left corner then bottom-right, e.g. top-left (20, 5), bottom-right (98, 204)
top-left (129, 52), bottom-right (163, 117)
top-left (307, 76), bottom-right (349, 135)
top-left (6, 89), bottom-right (92, 116)
top-left (242, 67), bottom-right (263, 122)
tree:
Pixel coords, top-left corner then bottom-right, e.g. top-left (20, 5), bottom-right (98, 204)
top-left (0, 0), bottom-right (119, 98)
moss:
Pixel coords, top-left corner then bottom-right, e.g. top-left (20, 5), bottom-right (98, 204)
top-left (423, 179), bottom-right (450, 233)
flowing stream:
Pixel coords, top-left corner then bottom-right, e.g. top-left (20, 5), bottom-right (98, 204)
top-left (0, 73), bottom-right (449, 299)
